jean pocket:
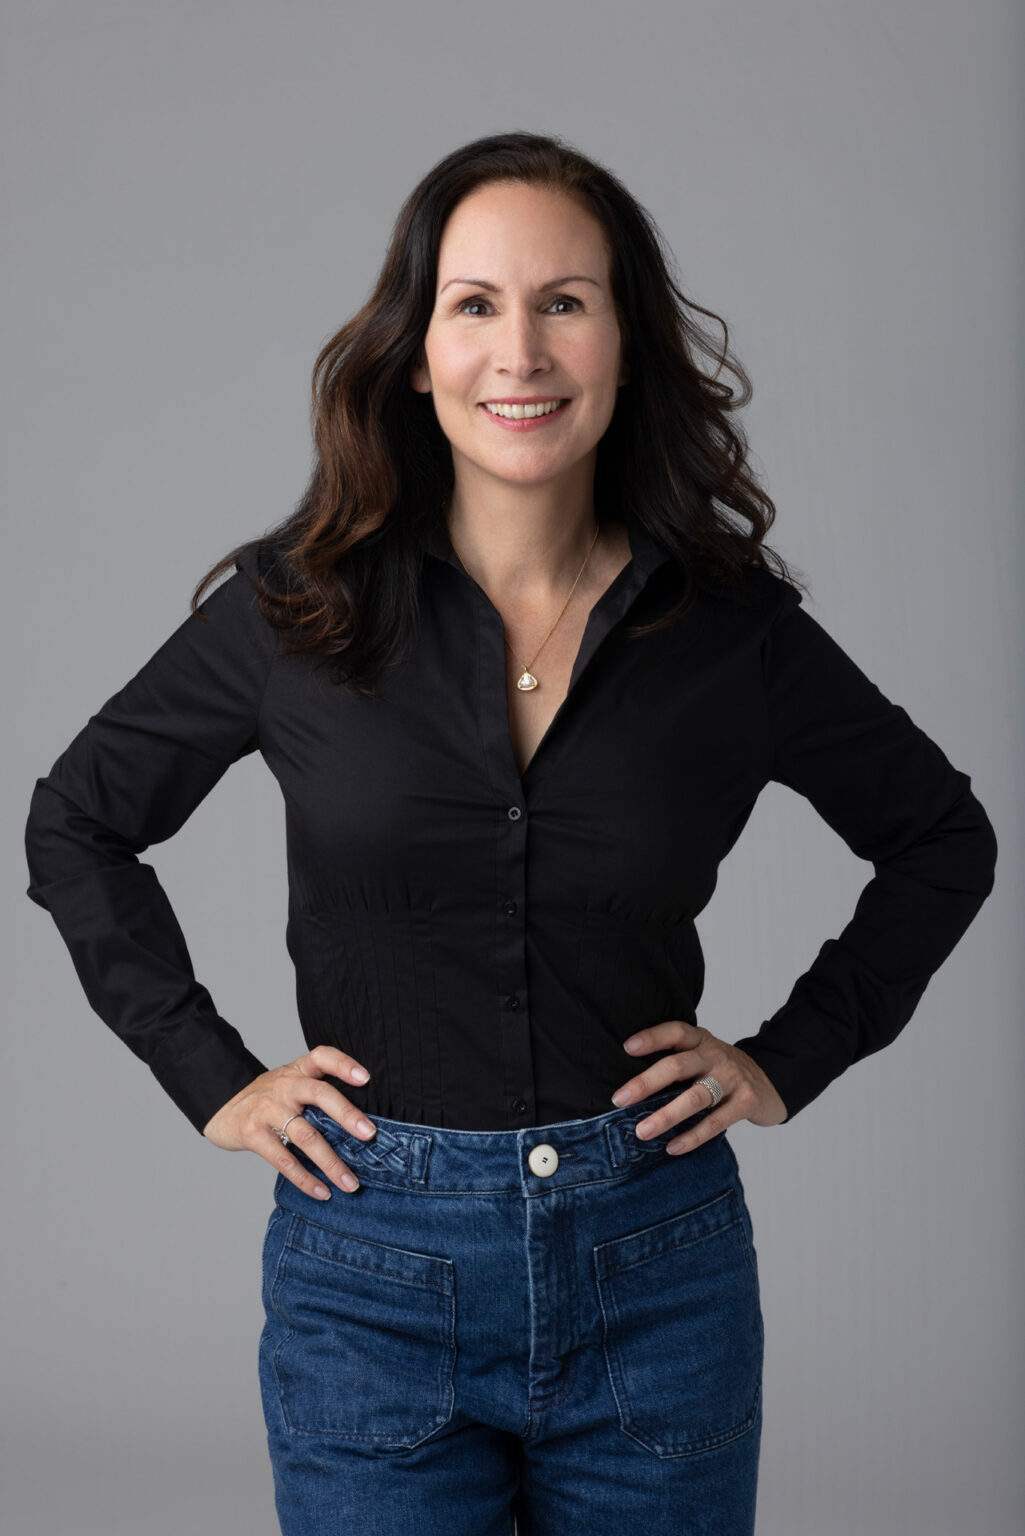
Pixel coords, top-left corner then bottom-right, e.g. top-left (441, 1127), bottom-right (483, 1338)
top-left (593, 1183), bottom-right (763, 1458)
top-left (265, 1210), bottom-right (457, 1448)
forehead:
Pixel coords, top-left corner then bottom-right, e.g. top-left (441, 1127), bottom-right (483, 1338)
top-left (437, 183), bottom-right (609, 273)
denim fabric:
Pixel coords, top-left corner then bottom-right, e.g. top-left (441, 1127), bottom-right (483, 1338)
top-left (257, 1086), bottom-right (764, 1535)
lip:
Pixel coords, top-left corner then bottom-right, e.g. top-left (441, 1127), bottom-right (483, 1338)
top-left (478, 399), bottom-right (571, 432)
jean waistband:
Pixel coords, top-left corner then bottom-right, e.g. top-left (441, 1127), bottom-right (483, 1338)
top-left (296, 1085), bottom-right (722, 1194)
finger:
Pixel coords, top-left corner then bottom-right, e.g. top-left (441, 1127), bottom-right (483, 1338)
top-left (280, 1113), bottom-right (370, 1193)
top-left (665, 1100), bottom-right (736, 1155)
top-left (299, 1044), bottom-right (372, 1087)
top-left (614, 1055), bottom-right (713, 1110)
top-left (302, 1075), bottom-right (378, 1143)
top-left (633, 1073), bottom-right (721, 1136)
top-left (617, 1056), bottom-right (697, 1105)
top-left (623, 1019), bottom-right (703, 1055)
top-left (256, 1122), bottom-right (361, 1198)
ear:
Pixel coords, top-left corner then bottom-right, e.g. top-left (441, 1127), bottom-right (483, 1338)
top-left (410, 359), bottom-right (431, 394)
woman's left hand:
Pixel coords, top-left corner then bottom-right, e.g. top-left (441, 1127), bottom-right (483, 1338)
top-left (611, 1020), bottom-right (788, 1154)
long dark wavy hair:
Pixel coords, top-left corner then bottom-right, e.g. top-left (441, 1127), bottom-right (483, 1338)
top-left (191, 130), bottom-right (806, 692)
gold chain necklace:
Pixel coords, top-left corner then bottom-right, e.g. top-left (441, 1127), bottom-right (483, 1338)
top-left (447, 508), bottom-right (601, 691)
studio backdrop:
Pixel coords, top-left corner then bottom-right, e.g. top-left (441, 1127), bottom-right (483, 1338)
top-left (3, 3), bottom-right (1020, 1534)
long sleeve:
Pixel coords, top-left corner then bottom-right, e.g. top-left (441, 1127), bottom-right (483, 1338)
top-left (732, 583), bottom-right (999, 1123)
top-left (24, 553), bottom-right (275, 1136)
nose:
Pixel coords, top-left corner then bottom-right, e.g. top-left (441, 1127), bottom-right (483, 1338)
top-left (491, 303), bottom-right (553, 381)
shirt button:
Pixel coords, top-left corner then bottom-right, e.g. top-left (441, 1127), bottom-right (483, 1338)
top-left (507, 806), bottom-right (522, 821)
top-left (511, 1097), bottom-right (527, 1114)
top-left (504, 994), bottom-right (520, 1009)
top-left (502, 900), bottom-right (518, 916)
top-left (528, 1143), bottom-right (559, 1177)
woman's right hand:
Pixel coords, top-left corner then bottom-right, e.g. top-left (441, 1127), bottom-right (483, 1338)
top-left (201, 1045), bottom-right (377, 1199)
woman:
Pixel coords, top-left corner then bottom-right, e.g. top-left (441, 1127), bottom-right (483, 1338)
top-left (24, 132), bottom-right (998, 1535)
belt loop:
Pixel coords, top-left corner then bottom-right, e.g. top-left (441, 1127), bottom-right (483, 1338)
top-left (604, 1114), bottom-right (647, 1169)
top-left (405, 1132), bottom-right (432, 1186)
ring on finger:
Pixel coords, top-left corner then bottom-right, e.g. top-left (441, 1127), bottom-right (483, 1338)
top-left (668, 1078), bottom-right (728, 1152)
top-left (273, 1111), bottom-right (304, 1146)
top-left (639, 1074), bottom-right (724, 1141)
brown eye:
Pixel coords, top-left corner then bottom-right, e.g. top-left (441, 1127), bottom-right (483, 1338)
top-left (456, 295), bottom-right (581, 316)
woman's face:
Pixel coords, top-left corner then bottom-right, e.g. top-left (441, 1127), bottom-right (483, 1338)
top-left (411, 181), bottom-right (627, 497)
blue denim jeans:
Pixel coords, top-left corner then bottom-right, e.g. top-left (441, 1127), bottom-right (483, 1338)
top-left (257, 1084), bottom-right (764, 1535)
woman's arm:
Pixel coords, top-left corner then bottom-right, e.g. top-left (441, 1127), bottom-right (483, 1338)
top-left (732, 582), bottom-right (999, 1123)
top-left (24, 551), bottom-right (275, 1136)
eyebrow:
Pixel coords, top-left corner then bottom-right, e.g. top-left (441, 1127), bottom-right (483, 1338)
top-left (439, 275), bottom-right (602, 294)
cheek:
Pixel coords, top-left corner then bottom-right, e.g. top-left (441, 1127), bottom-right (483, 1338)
top-left (565, 333), bottom-right (621, 391)
top-left (426, 331), bottom-right (487, 389)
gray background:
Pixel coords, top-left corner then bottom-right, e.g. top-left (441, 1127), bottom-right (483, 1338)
top-left (3, 2), bottom-right (1021, 1532)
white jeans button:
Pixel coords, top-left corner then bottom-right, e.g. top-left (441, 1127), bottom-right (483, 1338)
top-left (527, 1143), bottom-right (559, 1177)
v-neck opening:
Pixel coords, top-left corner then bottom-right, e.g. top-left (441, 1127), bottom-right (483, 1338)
top-left (424, 507), bottom-right (675, 793)
top-left (513, 523), bottom-right (646, 786)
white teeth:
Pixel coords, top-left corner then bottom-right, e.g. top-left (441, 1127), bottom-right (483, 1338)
top-left (483, 400), bottom-right (565, 419)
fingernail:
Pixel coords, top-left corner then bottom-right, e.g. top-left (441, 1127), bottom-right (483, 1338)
top-left (314, 1183), bottom-right (331, 1198)
top-left (357, 1118), bottom-right (375, 1136)
top-left (624, 1037), bottom-right (642, 1052)
top-left (611, 1088), bottom-right (632, 1106)
top-left (340, 1172), bottom-right (359, 1192)
top-left (352, 1066), bottom-right (370, 1083)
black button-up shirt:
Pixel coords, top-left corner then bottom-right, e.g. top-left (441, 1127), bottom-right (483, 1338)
top-left (23, 508), bottom-right (998, 1136)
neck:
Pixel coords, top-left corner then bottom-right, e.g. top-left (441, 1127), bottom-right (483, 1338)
top-left (444, 489), bottom-right (601, 602)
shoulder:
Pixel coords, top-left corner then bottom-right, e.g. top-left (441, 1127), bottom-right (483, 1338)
top-left (193, 539), bottom-right (288, 667)
top-left (233, 537), bottom-right (290, 592)
top-left (745, 563), bottom-right (805, 619)
top-left (695, 561), bottom-right (805, 620)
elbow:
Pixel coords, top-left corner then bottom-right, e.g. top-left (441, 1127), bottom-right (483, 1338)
top-left (955, 775), bottom-right (999, 896)
top-left (974, 803), bottom-right (999, 897)
top-left (24, 774), bottom-right (119, 910)
top-left (883, 779), bottom-right (1000, 899)
top-left (24, 775), bottom-right (62, 909)
top-left (933, 785), bottom-right (999, 898)
top-left (25, 772), bottom-right (143, 908)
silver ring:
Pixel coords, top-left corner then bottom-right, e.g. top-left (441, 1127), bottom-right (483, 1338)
top-left (693, 1076), bottom-right (724, 1108)
top-left (273, 1111), bottom-right (303, 1147)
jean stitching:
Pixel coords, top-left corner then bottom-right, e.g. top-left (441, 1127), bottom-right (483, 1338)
top-left (270, 1214), bottom-right (457, 1444)
top-left (592, 1189), bottom-right (763, 1458)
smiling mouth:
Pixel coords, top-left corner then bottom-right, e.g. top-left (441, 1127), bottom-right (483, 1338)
top-left (479, 399), bottom-right (571, 422)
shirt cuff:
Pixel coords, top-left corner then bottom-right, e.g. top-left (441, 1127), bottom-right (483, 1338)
top-left (148, 1020), bottom-right (270, 1136)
